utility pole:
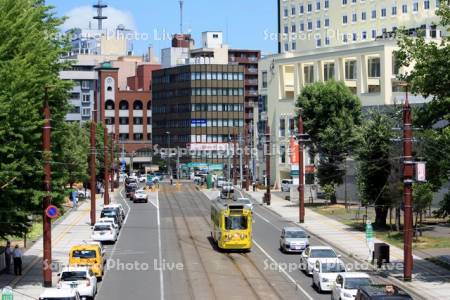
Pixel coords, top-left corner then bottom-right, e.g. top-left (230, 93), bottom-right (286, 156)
top-left (298, 114), bottom-right (305, 223)
top-left (90, 110), bottom-right (97, 226)
top-left (244, 123), bottom-right (250, 191)
top-left (233, 131), bottom-right (238, 185)
top-left (264, 124), bottom-right (271, 205)
top-left (239, 133), bottom-right (243, 188)
top-left (103, 127), bottom-right (110, 205)
top-left (176, 146), bottom-right (180, 179)
top-left (227, 135), bottom-right (232, 182)
top-left (403, 87), bottom-right (414, 282)
top-left (110, 133), bottom-right (114, 193)
top-left (42, 89), bottom-right (52, 287)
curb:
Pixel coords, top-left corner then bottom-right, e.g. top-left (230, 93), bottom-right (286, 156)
top-left (239, 188), bottom-right (426, 300)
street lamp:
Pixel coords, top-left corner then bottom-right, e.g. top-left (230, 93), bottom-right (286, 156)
top-left (166, 131), bottom-right (171, 177)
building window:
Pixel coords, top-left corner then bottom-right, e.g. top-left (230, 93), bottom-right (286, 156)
top-left (368, 57), bottom-right (381, 78)
top-left (133, 100), bottom-right (143, 110)
top-left (352, 13), bottom-right (357, 22)
top-left (362, 31), bottom-right (367, 40)
top-left (342, 0), bottom-right (348, 5)
top-left (352, 32), bottom-right (357, 41)
top-left (119, 117), bottom-right (129, 125)
top-left (262, 71), bottom-right (268, 88)
top-left (284, 8), bottom-right (288, 17)
top-left (413, 1), bottom-right (419, 12)
top-left (119, 100), bottom-right (129, 110)
top-left (368, 85), bottom-right (381, 93)
top-left (343, 33), bottom-right (348, 43)
top-left (325, 36), bottom-right (330, 45)
top-left (280, 145), bottom-right (286, 164)
top-left (284, 26), bottom-right (289, 34)
top-left (316, 38), bottom-right (322, 47)
top-left (107, 86), bottom-right (112, 92)
top-left (147, 117), bottom-right (152, 125)
top-left (324, 63), bottom-right (335, 81)
top-left (292, 6), bottom-right (296, 15)
top-left (424, 0), bottom-right (430, 9)
top-left (345, 60), bottom-right (357, 80)
top-left (361, 11), bottom-right (367, 21)
top-left (325, 0), bottom-right (329, 9)
top-left (279, 118), bottom-right (286, 137)
top-left (307, 3), bottom-right (312, 12)
top-left (371, 9), bottom-right (377, 19)
top-left (300, 4), bottom-right (304, 14)
top-left (316, 1), bottom-right (320, 10)
top-left (381, 8), bottom-right (387, 17)
top-left (81, 108), bottom-right (90, 116)
top-left (82, 94), bottom-right (90, 103)
top-left (316, 20), bottom-right (321, 29)
top-left (300, 22), bottom-right (305, 31)
top-left (392, 54), bottom-right (401, 75)
top-left (81, 80), bottom-right (90, 90)
top-left (292, 42), bottom-right (297, 50)
top-left (133, 133), bottom-right (143, 141)
top-left (342, 15), bottom-right (348, 24)
top-left (324, 18), bottom-right (330, 27)
top-left (402, 4), bottom-right (408, 14)
top-left (105, 100), bottom-right (114, 110)
top-left (105, 117), bottom-right (115, 125)
top-left (304, 65), bottom-right (314, 84)
top-left (392, 6), bottom-right (397, 15)
top-left (308, 20), bottom-right (313, 31)
top-left (292, 24), bottom-right (296, 32)
top-left (119, 133), bottom-right (129, 141)
top-left (133, 117), bottom-right (143, 125)
top-left (372, 29), bottom-right (377, 39)
top-left (284, 43), bottom-right (289, 52)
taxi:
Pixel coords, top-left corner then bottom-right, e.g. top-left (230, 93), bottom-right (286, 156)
top-left (68, 244), bottom-right (104, 278)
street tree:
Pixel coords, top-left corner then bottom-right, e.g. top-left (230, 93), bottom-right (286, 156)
top-left (412, 183), bottom-right (433, 228)
top-left (0, 0), bottom-right (71, 238)
top-left (357, 111), bottom-right (394, 228)
top-left (297, 80), bottom-right (362, 204)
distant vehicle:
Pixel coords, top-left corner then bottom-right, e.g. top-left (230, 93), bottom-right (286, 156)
top-left (281, 179), bottom-right (293, 192)
top-left (139, 174), bottom-right (147, 182)
top-left (211, 199), bottom-right (252, 250)
top-left (91, 223), bottom-right (118, 243)
top-left (77, 189), bottom-right (90, 199)
top-left (355, 284), bottom-right (413, 300)
top-left (235, 197), bottom-right (253, 211)
top-left (220, 182), bottom-right (234, 199)
top-left (279, 227), bottom-right (310, 253)
top-left (128, 173), bottom-right (138, 181)
top-left (39, 288), bottom-right (81, 300)
top-left (217, 176), bottom-right (226, 188)
top-left (125, 177), bottom-right (137, 188)
top-left (57, 266), bottom-right (97, 299)
top-left (312, 260), bottom-right (347, 293)
top-left (332, 272), bottom-right (372, 300)
top-left (125, 183), bottom-right (138, 199)
top-left (133, 189), bottom-right (148, 203)
top-left (104, 203), bottom-right (126, 219)
top-left (101, 207), bottom-right (123, 227)
top-left (300, 246), bottom-right (343, 275)
top-left (68, 245), bottom-right (104, 278)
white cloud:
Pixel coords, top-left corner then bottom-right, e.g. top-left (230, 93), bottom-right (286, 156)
top-left (62, 5), bottom-right (137, 32)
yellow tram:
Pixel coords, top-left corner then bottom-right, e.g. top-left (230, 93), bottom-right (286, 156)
top-left (210, 198), bottom-right (252, 250)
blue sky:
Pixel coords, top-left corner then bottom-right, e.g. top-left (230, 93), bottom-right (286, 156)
top-left (46, 0), bottom-right (278, 57)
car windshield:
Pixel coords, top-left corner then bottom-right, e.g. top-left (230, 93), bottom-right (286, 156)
top-left (225, 216), bottom-right (248, 230)
top-left (72, 250), bottom-right (96, 259)
top-left (61, 271), bottom-right (87, 281)
top-left (285, 231), bottom-right (306, 238)
top-left (344, 278), bottom-right (372, 289)
top-left (310, 249), bottom-right (337, 258)
top-left (321, 263), bottom-right (345, 273)
top-left (94, 225), bottom-right (111, 231)
top-left (101, 210), bottom-right (117, 217)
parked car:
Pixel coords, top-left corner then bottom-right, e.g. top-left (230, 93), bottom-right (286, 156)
top-left (97, 217), bottom-right (119, 231)
top-left (91, 223), bottom-right (118, 243)
top-left (83, 241), bottom-right (105, 258)
top-left (68, 245), bottom-right (104, 278)
top-left (139, 174), bottom-right (147, 183)
top-left (355, 284), bottom-right (413, 300)
top-left (39, 288), bottom-right (81, 300)
top-left (77, 189), bottom-right (91, 199)
top-left (332, 272), bottom-right (372, 300)
top-left (101, 207), bottom-right (123, 227)
top-left (279, 227), bottom-right (310, 253)
top-left (312, 260), bottom-right (347, 293)
top-left (300, 246), bottom-right (343, 275)
top-left (235, 197), bottom-right (253, 211)
top-left (104, 203), bottom-right (126, 219)
top-left (57, 266), bottom-right (97, 299)
top-left (133, 189), bottom-right (148, 203)
top-left (281, 179), bottom-right (293, 192)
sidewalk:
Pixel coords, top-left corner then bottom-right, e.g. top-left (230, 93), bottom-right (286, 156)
top-left (0, 195), bottom-right (106, 300)
top-left (242, 189), bottom-right (450, 300)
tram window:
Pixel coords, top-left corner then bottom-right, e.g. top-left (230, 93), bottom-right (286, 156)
top-left (225, 216), bottom-right (247, 230)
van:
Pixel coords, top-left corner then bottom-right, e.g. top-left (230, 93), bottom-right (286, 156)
top-left (68, 244), bottom-right (104, 278)
top-left (281, 179), bottom-right (293, 192)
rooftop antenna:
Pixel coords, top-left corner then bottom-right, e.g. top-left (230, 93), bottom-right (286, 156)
top-left (179, 0), bottom-right (184, 33)
top-left (93, 0), bottom-right (108, 30)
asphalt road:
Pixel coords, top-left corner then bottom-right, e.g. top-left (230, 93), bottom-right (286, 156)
top-left (94, 183), bottom-right (388, 300)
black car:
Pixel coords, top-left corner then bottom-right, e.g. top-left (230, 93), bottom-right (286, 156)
top-left (355, 285), bottom-right (413, 300)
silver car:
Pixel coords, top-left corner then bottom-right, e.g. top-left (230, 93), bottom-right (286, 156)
top-left (280, 227), bottom-right (310, 253)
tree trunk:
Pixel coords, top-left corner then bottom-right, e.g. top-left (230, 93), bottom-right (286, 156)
top-left (330, 192), bottom-right (337, 205)
top-left (375, 206), bottom-right (389, 228)
top-left (395, 207), bottom-right (401, 231)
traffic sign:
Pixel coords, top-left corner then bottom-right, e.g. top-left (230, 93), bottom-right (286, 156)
top-left (45, 205), bottom-right (59, 219)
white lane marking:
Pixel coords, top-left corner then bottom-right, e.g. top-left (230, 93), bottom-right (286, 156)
top-left (253, 211), bottom-right (279, 229)
top-left (156, 191), bottom-right (165, 300)
top-left (253, 240), bottom-right (314, 300)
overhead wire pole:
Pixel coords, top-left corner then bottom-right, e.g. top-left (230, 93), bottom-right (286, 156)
top-left (103, 126), bottom-right (110, 205)
top-left (233, 130), bottom-right (238, 185)
top-left (264, 124), bottom-right (271, 205)
top-left (239, 133), bottom-right (243, 188)
top-left (403, 86), bottom-right (414, 281)
top-left (42, 88), bottom-right (52, 287)
top-left (110, 132), bottom-right (115, 193)
top-left (90, 110), bottom-right (97, 226)
top-left (244, 123), bottom-right (250, 191)
top-left (298, 113), bottom-right (305, 223)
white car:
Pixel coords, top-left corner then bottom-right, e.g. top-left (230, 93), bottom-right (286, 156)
top-left (77, 190), bottom-right (91, 199)
top-left (281, 179), bottom-right (293, 192)
top-left (235, 197), bottom-right (253, 211)
top-left (57, 266), bottom-right (97, 300)
top-left (97, 217), bottom-right (119, 231)
top-left (300, 246), bottom-right (343, 275)
top-left (331, 272), bottom-right (372, 300)
top-left (39, 288), bottom-right (81, 300)
top-left (312, 260), bottom-right (347, 293)
top-left (104, 203), bottom-right (126, 219)
top-left (217, 177), bottom-right (226, 188)
top-left (133, 189), bottom-right (148, 203)
top-left (91, 223), bottom-right (118, 243)
top-left (139, 175), bottom-right (147, 182)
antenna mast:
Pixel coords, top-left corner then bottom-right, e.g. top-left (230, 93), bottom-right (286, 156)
top-left (93, 0), bottom-right (108, 30)
top-left (179, 0), bottom-right (184, 33)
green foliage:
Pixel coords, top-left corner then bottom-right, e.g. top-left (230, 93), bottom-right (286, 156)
top-left (322, 184), bottom-right (336, 202)
top-left (0, 0), bottom-right (71, 238)
top-left (296, 80), bottom-right (362, 201)
top-left (436, 191), bottom-right (450, 219)
top-left (356, 111), bottom-right (393, 227)
top-left (412, 182), bottom-right (433, 214)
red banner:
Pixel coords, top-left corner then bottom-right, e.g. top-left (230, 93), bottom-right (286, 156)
top-left (290, 137), bottom-right (299, 164)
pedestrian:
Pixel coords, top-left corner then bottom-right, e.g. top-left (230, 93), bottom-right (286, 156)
top-left (13, 245), bottom-right (22, 276)
top-left (170, 175), bottom-right (173, 185)
top-left (100, 185), bottom-right (105, 198)
top-left (4, 240), bottom-right (12, 274)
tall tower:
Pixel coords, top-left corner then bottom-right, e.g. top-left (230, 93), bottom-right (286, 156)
top-left (93, 0), bottom-right (108, 30)
top-left (179, 0), bottom-right (184, 34)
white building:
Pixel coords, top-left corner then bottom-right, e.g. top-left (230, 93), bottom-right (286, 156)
top-left (278, 0), bottom-right (442, 53)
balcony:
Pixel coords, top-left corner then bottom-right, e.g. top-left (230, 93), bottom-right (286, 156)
top-left (245, 101), bottom-right (255, 108)
top-left (245, 68), bottom-right (258, 74)
top-left (245, 90), bottom-right (258, 97)
top-left (245, 79), bottom-right (258, 86)
top-left (229, 56), bottom-right (259, 64)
